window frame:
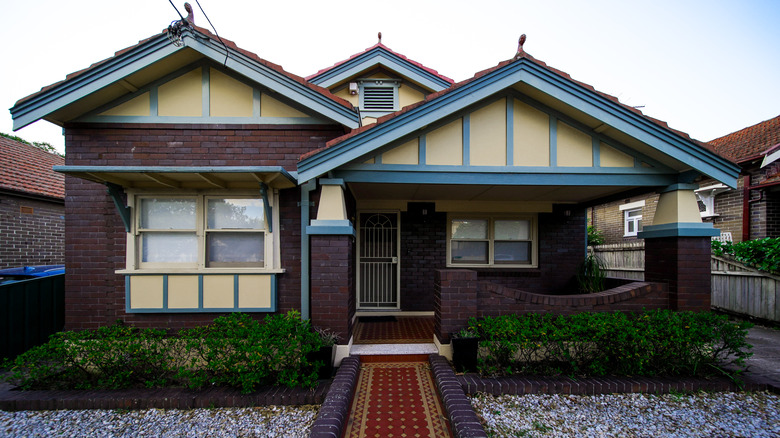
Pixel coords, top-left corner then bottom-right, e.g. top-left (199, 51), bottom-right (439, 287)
top-left (623, 208), bottom-right (643, 237)
top-left (124, 190), bottom-right (281, 273)
top-left (446, 214), bottom-right (538, 268)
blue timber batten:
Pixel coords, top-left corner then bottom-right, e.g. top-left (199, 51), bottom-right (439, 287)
top-left (10, 27), bottom-right (360, 131)
top-left (297, 57), bottom-right (740, 188)
top-left (308, 46), bottom-right (452, 91)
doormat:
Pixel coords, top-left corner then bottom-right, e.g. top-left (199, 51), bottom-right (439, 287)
top-left (343, 362), bottom-right (452, 438)
top-left (358, 316), bottom-right (397, 323)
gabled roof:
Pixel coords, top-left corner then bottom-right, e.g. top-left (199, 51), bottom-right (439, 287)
top-left (707, 115), bottom-right (780, 164)
top-left (307, 42), bottom-right (453, 91)
top-left (0, 136), bottom-right (64, 200)
top-left (11, 24), bottom-right (360, 130)
top-left (298, 49), bottom-right (741, 188)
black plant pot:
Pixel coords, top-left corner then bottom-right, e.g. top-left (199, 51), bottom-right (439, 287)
top-left (452, 337), bottom-right (479, 373)
top-left (307, 345), bottom-right (336, 379)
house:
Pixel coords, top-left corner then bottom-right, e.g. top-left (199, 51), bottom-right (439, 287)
top-left (10, 18), bottom-right (739, 363)
top-left (591, 116), bottom-right (780, 245)
top-left (703, 115), bottom-right (780, 242)
top-left (0, 135), bottom-right (65, 269)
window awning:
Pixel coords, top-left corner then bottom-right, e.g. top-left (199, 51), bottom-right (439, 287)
top-left (53, 166), bottom-right (297, 190)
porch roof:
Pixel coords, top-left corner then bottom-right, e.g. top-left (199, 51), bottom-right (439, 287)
top-left (298, 49), bottom-right (741, 189)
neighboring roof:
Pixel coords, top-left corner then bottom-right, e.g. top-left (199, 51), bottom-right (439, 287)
top-left (11, 24), bottom-right (360, 130)
top-left (707, 115), bottom-right (780, 164)
top-left (0, 136), bottom-right (65, 200)
top-left (299, 49), bottom-right (740, 187)
top-left (307, 42), bottom-right (454, 91)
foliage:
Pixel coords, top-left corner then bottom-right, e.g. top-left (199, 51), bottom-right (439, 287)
top-left (0, 132), bottom-right (64, 157)
top-left (712, 237), bottom-right (780, 274)
top-left (575, 253), bottom-right (607, 293)
top-left (587, 225), bottom-right (605, 246)
top-left (465, 310), bottom-right (753, 381)
top-left (3, 311), bottom-right (324, 393)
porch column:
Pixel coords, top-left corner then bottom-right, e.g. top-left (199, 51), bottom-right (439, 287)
top-left (639, 184), bottom-right (719, 311)
top-left (434, 269), bottom-right (478, 344)
top-left (306, 179), bottom-right (356, 365)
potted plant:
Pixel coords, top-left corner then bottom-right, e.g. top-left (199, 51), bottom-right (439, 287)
top-left (452, 327), bottom-right (479, 373)
top-left (308, 327), bottom-right (339, 379)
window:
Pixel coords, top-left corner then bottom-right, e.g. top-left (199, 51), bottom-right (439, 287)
top-left (133, 194), bottom-right (274, 270)
top-left (624, 208), bottom-right (643, 237)
top-left (448, 215), bottom-right (536, 267)
top-left (358, 79), bottom-right (400, 116)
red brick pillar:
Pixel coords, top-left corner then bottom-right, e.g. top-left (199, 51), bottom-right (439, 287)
top-left (434, 269), bottom-right (478, 343)
top-left (644, 236), bottom-right (712, 311)
top-left (310, 235), bottom-right (355, 344)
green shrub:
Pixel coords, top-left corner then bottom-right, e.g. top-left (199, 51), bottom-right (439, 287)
top-left (3, 311), bottom-right (324, 393)
top-left (587, 225), bottom-right (605, 246)
top-left (465, 310), bottom-right (753, 381)
top-left (712, 237), bottom-right (780, 274)
top-left (575, 254), bottom-right (607, 293)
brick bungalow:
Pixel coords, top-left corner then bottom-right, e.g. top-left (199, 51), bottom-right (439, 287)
top-left (0, 136), bottom-right (65, 269)
top-left (10, 19), bottom-right (739, 363)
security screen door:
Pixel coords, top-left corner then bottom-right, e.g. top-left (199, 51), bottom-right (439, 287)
top-left (357, 212), bottom-right (400, 309)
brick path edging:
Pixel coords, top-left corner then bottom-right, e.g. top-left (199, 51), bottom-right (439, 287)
top-left (429, 354), bottom-right (488, 438)
top-left (457, 373), bottom-right (775, 396)
top-left (0, 381), bottom-right (331, 412)
top-left (309, 356), bottom-right (360, 438)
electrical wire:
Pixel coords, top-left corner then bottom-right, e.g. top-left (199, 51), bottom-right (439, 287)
top-left (194, 0), bottom-right (230, 66)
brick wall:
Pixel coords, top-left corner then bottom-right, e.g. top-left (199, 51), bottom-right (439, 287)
top-left (589, 194), bottom-right (659, 244)
top-left (644, 236), bottom-right (711, 311)
top-left (434, 269), bottom-right (669, 341)
top-left (0, 193), bottom-right (64, 269)
top-left (310, 235), bottom-right (355, 344)
top-left (63, 123), bottom-right (344, 330)
top-left (399, 210), bottom-right (446, 311)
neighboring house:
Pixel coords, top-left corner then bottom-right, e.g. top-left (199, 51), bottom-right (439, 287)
top-left (0, 135), bottom-right (65, 269)
top-left (703, 115), bottom-right (780, 242)
top-left (10, 20), bottom-right (739, 361)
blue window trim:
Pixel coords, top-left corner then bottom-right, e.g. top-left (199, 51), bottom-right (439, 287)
top-left (125, 273), bottom-right (278, 313)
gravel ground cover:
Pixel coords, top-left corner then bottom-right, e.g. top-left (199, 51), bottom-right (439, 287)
top-left (0, 405), bottom-right (318, 437)
top-left (471, 391), bottom-right (780, 437)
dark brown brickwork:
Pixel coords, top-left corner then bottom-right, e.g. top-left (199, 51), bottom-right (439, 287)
top-left (434, 269), bottom-right (669, 341)
top-left (310, 235), bottom-right (355, 344)
top-left (0, 193), bottom-right (64, 268)
top-left (644, 236), bottom-right (712, 311)
top-left (62, 123), bottom-right (344, 330)
top-left (399, 211), bottom-right (446, 311)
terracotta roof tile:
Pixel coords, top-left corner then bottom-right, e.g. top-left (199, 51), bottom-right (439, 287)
top-left (16, 25), bottom-right (354, 112)
top-left (306, 42), bottom-right (454, 85)
top-left (706, 115), bottom-right (780, 164)
top-left (301, 51), bottom-right (694, 162)
top-left (0, 137), bottom-right (65, 200)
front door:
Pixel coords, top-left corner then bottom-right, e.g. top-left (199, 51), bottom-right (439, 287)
top-left (357, 211), bottom-right (400, 309)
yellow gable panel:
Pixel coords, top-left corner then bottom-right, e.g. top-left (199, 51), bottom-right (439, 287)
top-left (399, 86), bottom-right (424, 109)
top-left (513, 100), bottom-right (550, 166)
top-left (210, 68), bottom-right (253, 117)
top-left (557, 121), bottom-right (593, 167)
top-left (261, 94), bottom-right (309, 117)
top-left (334, 87), bottom-right (359, 107)
top-left (600, 142), bottom-right (635, 167)
top-left (426, 119), bottom-right (463, 165)
top-left (99, 92), bottom-right (150, 117)
top-left (470, 99), bottom-right (507, 166)
top-left (158, 69), bottom-right (203, 117)
top-left (383, 139), bottom-right (419, 165)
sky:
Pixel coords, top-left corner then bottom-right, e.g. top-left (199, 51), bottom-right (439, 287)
top-left (2, 0), bottom-right (779, 154)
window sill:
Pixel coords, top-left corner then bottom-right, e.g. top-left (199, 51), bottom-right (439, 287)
top-left (116, 268), bottom-right (286, 275)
